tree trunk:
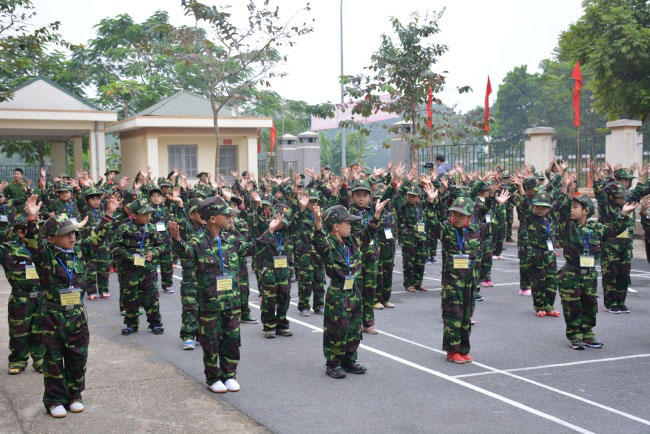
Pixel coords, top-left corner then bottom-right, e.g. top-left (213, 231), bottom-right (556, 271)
top-left (209, 92), bottom-right (221, 177)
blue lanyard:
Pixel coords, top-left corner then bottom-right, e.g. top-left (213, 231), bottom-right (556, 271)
top-left (416, 206), bottom-right (421, 222)
top-left (274, 233), bottom-right (283, 254)
top-left (15, 241), bottom-right (31, 257)
top-left (455, 228), bottom-right (467, 252)
top-left (56, 254), bottom-right (76, 286)
top-left (545, 218), bottom-right (552, 239)
top-left (65, 202), bottom-right (73, 214)
top-left (216, 236), bottom-right (225, 272)
top-left (384, 211), bottom-right (391, 228)
top-left (92, 209), bottom-right (99, 220)
top-left (579, 228), bottom-right (591, 253)
top-left (308, 210), bottom-right (315, 223)
top-left (156, 208), bottom-right (162, 220)
top-left (362, 209), bottom-right (370, 227)
top-left (339, 243), bottom-right (350, 274)
top-left (139, 226), bottom-right (147, 251)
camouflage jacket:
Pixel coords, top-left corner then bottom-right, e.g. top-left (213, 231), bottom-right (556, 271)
top-left (286, 207), bottom-right (318, 253)
top-left (0, 240), bottom-right (42, 295)
top-left (349, 203), bottom-right (379, 256)
top-left (110, 221), bottom-right (165, 272)
top-left (47, 198), bottom-right (81, 221)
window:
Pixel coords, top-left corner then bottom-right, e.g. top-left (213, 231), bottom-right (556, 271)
top-left (219, 145), bottom-right (238, 180)
top-left (168, 145), bottom-right (198, 178)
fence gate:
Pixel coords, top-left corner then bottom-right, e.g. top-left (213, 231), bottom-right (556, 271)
top-left (555, 135), bottom-right (605, 187)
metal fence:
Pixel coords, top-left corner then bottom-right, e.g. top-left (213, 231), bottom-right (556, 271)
top-left (643, 131), bottom-right (650, 164)
top-left (0, 165), bottom-right (47, 184)
top-left (417, 139), bottom-right (524, 175)
top-left (257, 153), bottom-right (277, 176)
top-left (555, 134), bottom-right (606, 187)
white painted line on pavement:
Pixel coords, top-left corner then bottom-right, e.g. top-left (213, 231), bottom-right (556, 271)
top-left (453, 353), bottom-right (650, 379)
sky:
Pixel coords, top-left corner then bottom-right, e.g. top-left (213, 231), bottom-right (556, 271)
top-left (30, 0), bottom-right (585, 113)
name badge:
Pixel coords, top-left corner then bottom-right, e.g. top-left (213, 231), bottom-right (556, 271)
top-left (369, 239), bottom-right (375, 246)
top-left (156, 222), bottom-right (166, 232)
top-left (343, 274), bottom-right (355, 290)
top-left (133, 254), bottom-right (145, 266)
top-left (69, 218), bottom-right (78, 225)
top-left (580, 255), bottom-right (595, 268)
top-left (384, 228), bottom-right (393, 239)
top-left (60, 287), bottom-right (81, 306)
top-left (547, 240), bottom-right (554, 251)
top-left (0, 215), bottom-right (7, 223)
top-left (216, 274), bottom-right (232, 292)
top-left (485, 215), bottom-right (492, 223)
top-left (616, 230), bottom-right (629, 239)
top-left (25, 264), bottom-right (39, 279)
top-left (417, 223), bottom-right (425, 233)
top-left (453, 254), bottom-right (470, 269)
top-left (273, 255), bottom-right (288, 268)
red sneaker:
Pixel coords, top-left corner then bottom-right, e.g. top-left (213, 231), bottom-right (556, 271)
top-left (536, 311), bottom-right (546, 317)
top-left (461, 353), bottom-right (473, 362)
top-left (87, 294), bottom-right (98, 301)
top-left (110, 267), bottom-right (116, 273)
top-left (547, 310), bottom-right (561, 317)
top-left (446, 352), bottom-right (466, 364)
top-left (101, 293), bottom-right (111, 299)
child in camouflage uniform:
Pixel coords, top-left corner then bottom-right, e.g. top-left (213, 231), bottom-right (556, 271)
top-left (81, 187), bottom-right (112, 300)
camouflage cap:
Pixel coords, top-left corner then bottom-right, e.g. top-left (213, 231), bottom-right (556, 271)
top-left (12, 214), bottom-right (27, 229)
top-left (187, 197), bottom-right (203, 214)
top-left (532, 191), bottom-right (553, 207)
top-left (350, 179), bottom-right (371, 193)
top-left (447, 185), bottom-right (468, 199)
top-left (199, 195), bottom-right (235, 220)
top-left (121, 189), bottom-right (139, 202)
top-left (306, 187), bottom-right (320, 201)
top-left (104, 169), bottom-right (120, 176)
top-left (197, 171), bottom-right (209, 178)
top-left (60, 173), bottom-right (73, 180)
top-left (448, 196), bottom-right (475, 216)
top-left (128, 198), bottom-right (156, 215)
top-left (55, 183), bottom-right (73, 193)
top-left (475, 180), bottom-right (490, 192)
top-left (41, 214), bottom-right (79, 237)
top-left (372, 183), bottom-right (386, 199)
top-left (614, 168), bottom-right (635, 180)
top-left (260, 192), bottom-right (273, 206)
top-left (572, 194), bottom-right (595, 217)
top-left (523, 177), bottom-right (538, 191)
top-left (271, 203), bottom-right (290, 226)
top-left (159, 180), bottom-right (173, 189)
top-left (229, 194), bottom-right (243, 206)
top-left (407, 184), bottom-right (421, 196)
top-left (192, 189), bottom-right (210, 199)
top-left (604, 181), bottom-right (628, 198)
top-left (322, 205), bottom-right (362, 228)
top-left (148, 186), bottom-right (163, 197)
top-left (84, 187), bottom-right (105, 198)
top-left (502, 171), bottom-right (511, 179)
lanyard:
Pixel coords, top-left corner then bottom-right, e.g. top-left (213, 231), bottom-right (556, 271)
top-left (384, 210), bottom-right (391, 228)
top-left (544, 218), bottom-right (552, 239)
top-left (274, 233), bottom-right (283, 254)
top-left (362, 209), bottom-right (370, 227)
top-left (56, 254), bottom-right (76, 286)
top-left (579, 228), bottom-right (591, 253)
top-left (308, 210), bottom-right (315, 223)
top-left (92, 209), bottom-right (99, 220)
top-left (156, 208), bottom-right (162, 220)
top-left (455, 227), bottom-right (467, 253)
top-left (416, 206), bottom-right (421, 222)
top-left (15, 241), bottom-right (31, 257)
top-left (216, 236), bottom-right (225, 272)
top-left (65, 202), bottom-right (73, 214)
top-left (139, 226), bottom-right (147, 251)
top-left (339, 242), bottom-right (351, 274)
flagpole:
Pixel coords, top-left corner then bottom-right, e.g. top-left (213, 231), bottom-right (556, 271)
top-left (577, 126), bottom-right (581, 188)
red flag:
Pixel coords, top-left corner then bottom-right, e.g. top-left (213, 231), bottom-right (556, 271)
top-left (571, 62), bottom-right (582, 127)
top-left (484, 76), bottom-right (492, 132)
top-left (256, 128), bottom-right (261, 154)
top-left (426, 86), bottom-right (433, 128)
top-left (270, 122), bottom-right (276, 153)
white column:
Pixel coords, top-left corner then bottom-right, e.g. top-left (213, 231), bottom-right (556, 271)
top-left (605, 120), bottom-right (643, 171)
top-left (72, 136), bottom-right (83, 173)
top-left (88, 123), bottom-right (107, 181)
top-left (246, 136), bottom-right (257, 177)
top-left (146, 136), bottom-right (159, 180)
top-left (50, 141), bottom-right (67, 176)
top-left (524, 127), bottom-right (556, 173)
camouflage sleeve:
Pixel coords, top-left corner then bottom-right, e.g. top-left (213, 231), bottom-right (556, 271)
top-left (338, 183), bottom-right (350, 207)
top-left (556, 193), bottom-right (572, 244)
top-left (310, 228), bottom-right (327, 260)
top-left (630, 179), bottom-right (650, 202)
top-left (595, 213), bottom-right (629, 240)
top-left (110, 227), bottom-right (130, 264)
top-left (82, 215), bottom-right (113, 248)
top-left (22, 219), bottom-right (45, 269)
top-left (424, 199), bottom-right (440, 233)
top-left (172, 237), bottom-right (197, 269)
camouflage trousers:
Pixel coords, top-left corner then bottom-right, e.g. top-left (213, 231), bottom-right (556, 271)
top-left (8, 292), bottom-right (44, 369)
top-left (239, 260), bottom-right (251, 317)
top-left (86, 243), bottom-right (110, 296)
top-left (122, 268), bottom-right (162, 329)
top-left (518, 239), bottom-right (532, 291)
top-left (198, 310), bottom-right (240, 385)
top-left (441, 269), bottom-right (476, 354)
top-left (179, 281), bottom-right (198, 341)
top-left (558, 266), bottom-right (598, 343)
top-left (259, 268), bottom-right (290, 332)
top-left (601, 242), bottom-right (632, 309)
top-left (505, 205), bottom-right (514, 240)
top-left (479, 240), bottom-right (494, 282)
top-left (529, 249), bottom-right (558, 312)
top-left (402, 237), bottom-right (426, 289)
top-left (376, 239), bottom-right (396, 304)
top-left (360, 250), bottom-right (378, 328)
top-left (427, 227), bottom-right (439, 258)
top-left (296, 249), bottom-right (325, 311)
top-left (41, 308), bottom-right (89, 411)
top-left (323, 286), bottom-right (362, 367)
top-left (493, 222), bottom-right (505, 256)
top-left (159, 244), bottom-right (174, 290)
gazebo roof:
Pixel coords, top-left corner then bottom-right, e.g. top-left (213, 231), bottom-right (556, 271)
top-left (136, 90), bottom-right (232, 117)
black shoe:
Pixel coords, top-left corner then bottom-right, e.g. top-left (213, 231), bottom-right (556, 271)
top-left (122, 327), bottom-right (138, 335)
top-left (570, 341), bottom-right (585, 350)
top-left (475, 293), bottom-right (484, 302)
top-left (618, 305), bottom-right (630, 313)
top-left (431, 257), bottom-right (438, 263)
top-left (162, 287), bottom-right (174, 294)
top-left (314, 307), bottom-right (324, 315)
top-left (582, 338), bottom-right (604, 348)
top-left (276, 329), bottom-right (293, 337)
top-left (607, 306), bottom-right (621, 314)
top-left (263, 331), bottom-right (276, 339)
top-left (150, 326), bottom-right (164, 335)
top-left (505, 238), bottom-right (514, 243)
top-left (326, 364), bottom-right (346, 379)
top-left (240, 315), bottom-right (259, 324)
top-left (341, 362), bottom-right (367, 374)
top-left (299, 309), bottom-right (311, 317)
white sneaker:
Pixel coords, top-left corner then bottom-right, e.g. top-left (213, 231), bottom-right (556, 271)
top-left (225, 378), bottom-right (240, 392)
top-left (50, 405), bottom-right (67, 418)
top-left (69, 401), bottom-right (84, 413)
top-left (209, 380), bottom-right (227, 393)
top-left (628, 287), bottom-right (637, 293)
top-left (182, 339), bottom-right (195, 350)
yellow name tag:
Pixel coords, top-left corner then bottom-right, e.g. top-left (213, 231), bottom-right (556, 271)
top-left (343, 275), bottom-right (355, 290)
top-left (25, 265), bottom-right (39, 279)
top-left (273, 256), bottom-right (288, 268)
top-left (133, 254), bottom-right (145, 266)
top-left (580, 255), bottom-right (595, 268)
top-left (453, 254), bottom-right (470, 269)
top-left (60, 289), bottom-right (81, 306)
top-left (417, 223), bottom-right (425, 233)
top-left (216, 275), bottom-right (232, 292)
top-left (616, 230), bottom-right (629, 239)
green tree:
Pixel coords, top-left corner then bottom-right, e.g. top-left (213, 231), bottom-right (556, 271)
top-left (320, 131), bottom-right (372, 173)
top-left (557, 0), bottom-right (650, 121)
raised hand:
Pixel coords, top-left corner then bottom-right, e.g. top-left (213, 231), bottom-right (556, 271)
top-left (25, 194), bottom-right (42, 218)
top-left (40, 167), bottom-right (46, 179)
top-left (221, 189), bottom-right (232, 202)
top-left (423, 183), bottom-right (438, 203)
top-left (106, 193), bottom-right (120, 216)
top-left (639, 163), bottom-right (650, 179)
top-left (297, 192), bottom-right (310, 210)
top-left (640, 196), bottom-right (650, 217)
top-left (250, 191), bottom-right (262, 206)
top-left (168, 221), bottom-right (181, 242)
top-left (313, 204), bottom-right (322, 230)
top-left (629, 162), bottom-right (639, 175)
top-left (268, 214), bottom-right (284, 233)
top-left (622, 201), bottom-right (639, 215)
top-left (374, 198), bottom-right (391, 219)
top-left (496, 189), bottom-right (511, 206)
top-left (77, 215), bottom-right (89, 228)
